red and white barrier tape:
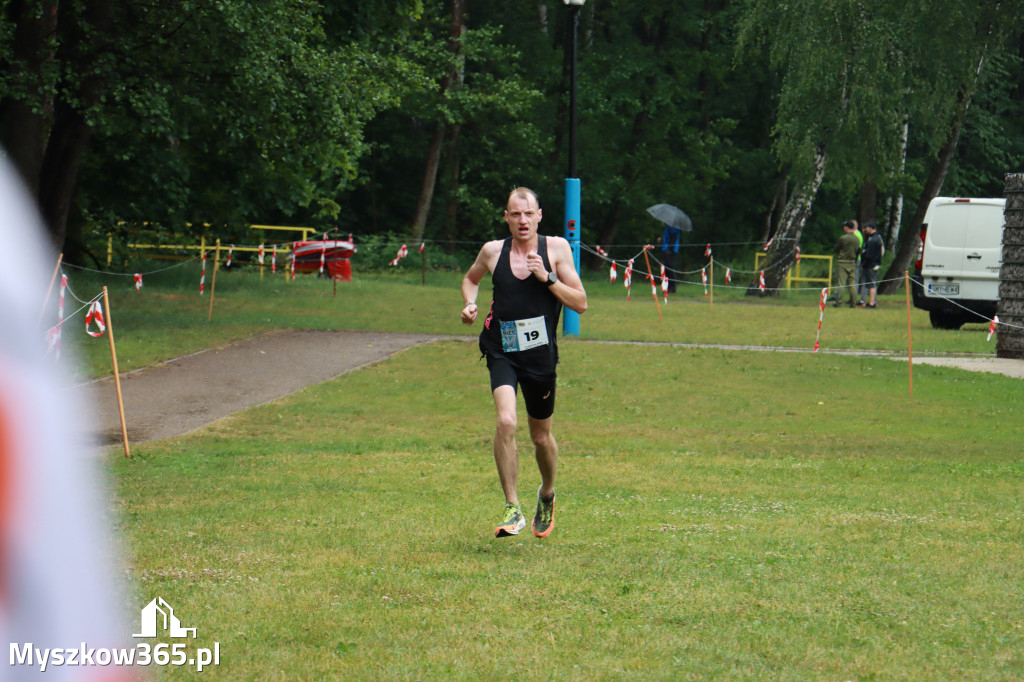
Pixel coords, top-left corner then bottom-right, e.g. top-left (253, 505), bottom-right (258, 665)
top-left (624, 259), bottom-right (633, 300)
top-left (389, 244), bottom-right (409, 266)
top-left (85, 300), bottom-right (106, 338)
top-left (199, 252), bottom-right (206, 294)
top-left (813, 287), bottom-right (828, 352)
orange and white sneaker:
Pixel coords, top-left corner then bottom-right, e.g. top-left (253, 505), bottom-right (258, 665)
top-left (495, 502), bottom-right (526, 538)
top-left (531, 487), bottom-right (556, 538)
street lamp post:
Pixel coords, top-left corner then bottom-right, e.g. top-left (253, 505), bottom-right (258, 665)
top-left (563, 0), bottom-right (585, 337)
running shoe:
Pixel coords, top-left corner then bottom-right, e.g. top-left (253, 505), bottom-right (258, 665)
top-left (532, 487), bottom-right (556, 538)
top-left (495, 502), bottom-right (526, 538)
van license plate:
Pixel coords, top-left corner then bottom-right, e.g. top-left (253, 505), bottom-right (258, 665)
top-left (928, 284), bottom-right (959, 295)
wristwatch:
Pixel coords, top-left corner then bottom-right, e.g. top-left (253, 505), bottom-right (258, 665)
top-left (546, 271), bottom-right (558, 286)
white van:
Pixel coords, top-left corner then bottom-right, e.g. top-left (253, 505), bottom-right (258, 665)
top-left (912, 197), bottom-right (1004, 329)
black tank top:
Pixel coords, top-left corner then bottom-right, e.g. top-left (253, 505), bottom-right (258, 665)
top-left (479, 236), bottom-right (562, 376)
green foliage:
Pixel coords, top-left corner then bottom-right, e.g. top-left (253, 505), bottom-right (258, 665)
top-left (4, 0), bottom-right (1023, 267)
top-left (69, 0), bottom-right (424, 236)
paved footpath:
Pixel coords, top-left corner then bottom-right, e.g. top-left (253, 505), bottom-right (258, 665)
top-left (83, 330), bottom-right (457, 449)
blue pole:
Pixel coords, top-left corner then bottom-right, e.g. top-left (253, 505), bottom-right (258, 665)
top-left (563, 177), bottom-right (581, 337)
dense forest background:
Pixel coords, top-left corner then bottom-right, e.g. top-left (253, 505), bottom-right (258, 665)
top-left (2, 1), bottom-right (1023, 293)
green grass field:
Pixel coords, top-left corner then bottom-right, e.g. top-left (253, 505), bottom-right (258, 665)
top-left (66, 265), bottom-right (1022, 679)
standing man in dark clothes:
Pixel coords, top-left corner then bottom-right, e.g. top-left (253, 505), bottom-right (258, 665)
top-left (858, 221), bottom-right (884, 308)
top-left (460, 187), bottom-right (588, 539)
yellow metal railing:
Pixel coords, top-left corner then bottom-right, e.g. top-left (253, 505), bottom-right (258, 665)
top-left (108, 224), bottom-right (321, 266)
top-left (754, 253), bottom-right (832, 290)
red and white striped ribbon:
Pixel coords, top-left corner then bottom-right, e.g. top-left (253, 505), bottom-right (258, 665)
top-left (813, 287), bottom-right (828, 352)
top-left (758, 271), bottom-right (766, 292)
top-left (624, 259), bottom-right (633, 300)
top-left (134, 273), bottom-right (142, 292)
top-left (725, 268), bottom-right (732, 284)
top-left (419, 242), bottom-right (425, 253)
top-left (271, 245), bottom-right (277, 273)
top-left (320, 234), bottom-right (327, 274)
top-left (226, 245), bottom-right (234, 268)
top-left (199, 252), bottom-right (207, 294)
top-left (258, 244), bottom-right (265, 265)
top-left (389, 244), bottom-right (409, 266)
top-left (290, 250), bottom-right (296, 279)
top-left (987, 315), bottom-right (999, 341)
top-left (609, 262), bottom-right (617, 282)
top-left (85, 300), bottom-right (106, 337)
top-left (795, 246), bottom-right (801, 262)
top-left (704, 244), bottom-right (712, 257)
top-left (595, 245), bottom-right (608, 257)
top-left (702, 267), bottom-right (708, 296)
top-left (764, 237), bottom-right (774, 251)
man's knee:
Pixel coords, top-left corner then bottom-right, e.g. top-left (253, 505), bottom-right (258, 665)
top-left (496, 410), bottom-right (517, 436)
top-left (528, 418), bottom-right (553, 447)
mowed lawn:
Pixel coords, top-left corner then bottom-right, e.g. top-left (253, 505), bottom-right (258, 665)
top-left (103, 271), bottom-right (1024, 680)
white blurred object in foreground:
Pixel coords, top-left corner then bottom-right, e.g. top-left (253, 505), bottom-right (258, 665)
top-left (0, 156), bottom-right (134, 680)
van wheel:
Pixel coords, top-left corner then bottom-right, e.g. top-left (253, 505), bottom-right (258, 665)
top-left (929, 310), bottom-right (965, 330)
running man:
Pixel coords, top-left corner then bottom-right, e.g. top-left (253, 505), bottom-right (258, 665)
top-left (460, 187), bottom-right (587, 538)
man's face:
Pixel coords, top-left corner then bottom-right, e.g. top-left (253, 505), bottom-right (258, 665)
top-left (505, 193), bottom-right (542, 241)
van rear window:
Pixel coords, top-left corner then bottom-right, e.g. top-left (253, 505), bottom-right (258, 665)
top-left (929, 207), bottom-right (968, 247)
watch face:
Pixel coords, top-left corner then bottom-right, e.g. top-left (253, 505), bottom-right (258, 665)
top-left (548, 272), bottom-right (557, 285)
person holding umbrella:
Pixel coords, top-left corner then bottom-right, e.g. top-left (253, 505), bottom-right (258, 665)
top-left (646, 204), bottom-right (693, 294)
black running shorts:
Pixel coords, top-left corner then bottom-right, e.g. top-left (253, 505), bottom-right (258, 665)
top-left (486, 353), bottom-right (557, 420)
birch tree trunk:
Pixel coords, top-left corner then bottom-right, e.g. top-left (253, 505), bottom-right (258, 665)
top-left (747, 145), bottom-right (826, 296)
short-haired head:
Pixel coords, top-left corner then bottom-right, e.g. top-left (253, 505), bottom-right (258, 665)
top-left (507, 187), bottom-right (540, 210)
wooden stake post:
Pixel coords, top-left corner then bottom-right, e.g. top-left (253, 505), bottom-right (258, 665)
top-left (102, 287), bottom-right (130, 458)
top-left (39, 253), bottom-right (63, 324)
top-left (905, 271), bottom-right (913, 397)
top-left (709, 256), bottom-right (714, 306)
top-left (641, 246), bottom-right (663, 322)
top-left (208, 239), bottom-right (220, 322)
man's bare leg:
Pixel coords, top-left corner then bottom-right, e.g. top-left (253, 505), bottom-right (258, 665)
top-left (493, 385), bottom-right (519, 505)
top-left (529, 415), bottom-right (557, 498)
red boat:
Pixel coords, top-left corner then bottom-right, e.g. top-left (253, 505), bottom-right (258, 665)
top-left (290, 239), bottom-right (355, 280)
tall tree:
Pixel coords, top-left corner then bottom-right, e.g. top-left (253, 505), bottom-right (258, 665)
top-left (1, 0), bottom-right (424, 257)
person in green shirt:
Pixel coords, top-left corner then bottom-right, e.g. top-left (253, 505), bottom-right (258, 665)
top-left (833, 220), bottom-right (861, 308)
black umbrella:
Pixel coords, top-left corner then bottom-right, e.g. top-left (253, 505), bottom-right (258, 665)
top-left (646, 203), bottom-right (693, 231)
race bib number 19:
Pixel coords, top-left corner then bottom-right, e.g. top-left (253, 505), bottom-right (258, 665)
top-left (500, 316), bottom-right (549, 352)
